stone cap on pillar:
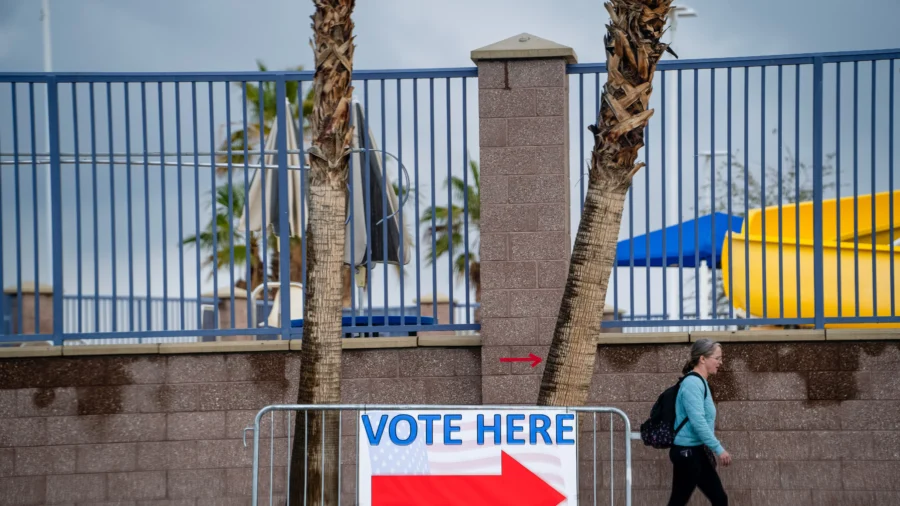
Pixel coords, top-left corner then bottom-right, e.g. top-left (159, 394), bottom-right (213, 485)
top-left (471, 33), bottom-right (577, 64)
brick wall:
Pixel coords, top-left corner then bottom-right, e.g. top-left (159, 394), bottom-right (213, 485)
top-left (0, 348), bottom-right (481, 505)
top-left (1, 340), bottom-right (899, 505)
top-left (588, 341), bottom-right (900, 506)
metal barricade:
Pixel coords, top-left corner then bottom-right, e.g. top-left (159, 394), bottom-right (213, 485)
top-left (244, 404), bottom-right (633, 506)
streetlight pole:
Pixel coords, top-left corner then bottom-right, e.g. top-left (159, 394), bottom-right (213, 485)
top-left (697, 150), bottom-right (731, 322)
top-left (42, 0), bottom-right (52, 77)
top-left (40, 0), bottom-right (54, 289)
top-left (664, 5), bottom-right (696, 324)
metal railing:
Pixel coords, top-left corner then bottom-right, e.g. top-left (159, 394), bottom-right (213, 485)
top-left (245, 404), bottom-right (633, 506)
top-left (3, 49), bottom-right (899, 343)
top-left (61, 294), bottom-right (208, 334)
top-left (574, 49), bottom-right (900, 331)
top-left (611, 313), bottom-right (738, 333)
top-left (0, 291), bottom-right (481, 343)
top-left (0, 67), bottom-right (481, 344)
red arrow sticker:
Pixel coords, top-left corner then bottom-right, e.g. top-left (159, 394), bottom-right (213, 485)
top-left (371, 451), bottom-right (566, 506)
top-left (499, 353), bottom-right (543, 368)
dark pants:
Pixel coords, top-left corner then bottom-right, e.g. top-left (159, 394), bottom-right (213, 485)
top-left (667, 445), bottom-right (728, 506)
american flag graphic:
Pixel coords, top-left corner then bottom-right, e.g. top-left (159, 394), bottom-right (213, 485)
top-left (363, 411), bottom-right (574, 504)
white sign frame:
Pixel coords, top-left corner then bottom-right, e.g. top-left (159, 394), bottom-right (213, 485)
top-left (356, 408), bottom-right (578, 506)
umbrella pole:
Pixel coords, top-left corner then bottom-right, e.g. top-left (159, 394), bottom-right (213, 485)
top-left (700, 260), bottom-right (712, 322)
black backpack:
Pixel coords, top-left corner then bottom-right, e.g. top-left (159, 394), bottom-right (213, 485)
top-left (639, 372), bottom-right (707, 449)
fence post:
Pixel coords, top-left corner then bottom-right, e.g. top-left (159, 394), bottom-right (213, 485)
top-left (471, 34), bottom-right (576, 403)
top-left (275, 77), bottom-right (292, 341)
top-left (48, 77), bottom-right (64, 345)
top-left (812, 58), bottom-right (825, 329)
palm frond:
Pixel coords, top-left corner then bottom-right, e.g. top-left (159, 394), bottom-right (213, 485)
top-left (215, 184), bottom-right (246, 213)
top-left (418, 155), bottom-right (481, 279)
top-left (469, 159), bottom-right (480, 189)
top-left (423, 231), bottom-right (464, 268)
top-left (420, 205), bottom-right (448, 224)
top-left (449, 176), bottom-right (471, 207)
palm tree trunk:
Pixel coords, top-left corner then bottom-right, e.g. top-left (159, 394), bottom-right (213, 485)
top-left (290, 237), bottom-right (305, 283)
top-left (288, 187), bottom-right (346, 505)
top-left (341, 265), bottom-right (353, 308)
top-left (538, 0), bottom-right (672, 407)
top-left (269, 235), bottom-right (280, 282)
top-left (250, 238), bottom-right (264, 291)
top-left (288, 0), bottom-right (355, 504)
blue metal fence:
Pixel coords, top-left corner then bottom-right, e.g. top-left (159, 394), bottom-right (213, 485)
top-left (0, 68), bottom-right (481, 344)
top-left (571, 49), bottom-right (900, 330)
top-left (2, 49), bottom-right (898, 344)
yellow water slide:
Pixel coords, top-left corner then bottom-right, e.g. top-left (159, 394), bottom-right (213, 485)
top-left (721, 191), bottom-right (900, 328)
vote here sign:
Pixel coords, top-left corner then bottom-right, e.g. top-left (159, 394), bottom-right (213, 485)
top-left (357, 409), bottom-right (577, 506)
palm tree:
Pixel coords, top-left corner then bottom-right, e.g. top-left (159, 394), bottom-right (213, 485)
top-left (215, 60), bottom-right (314, 172)
top-left (289, 0), bottom-right (355, 504)
top-left (538, 0), bottom-right (673, 407)
top-left (421, 158), bottom-right (481, 302)
top-left (182, 185), bottom-right (267, 291)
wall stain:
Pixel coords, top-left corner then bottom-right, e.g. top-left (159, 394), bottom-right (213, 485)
top-left (246, 353), bottom-right (289, 390)
top-left (708, 343), bottom-right (775, 403)
top-left (705, 341), bottom-right (900, 406)
top-left (32, 388), bottom-right (56, 409)
top-left (598, 345), bottom-right (656, 373)
top-left (2, 356), bottom-right (138, 433)
top-left (708, 372), bottom-right (741, 402)
top-left (591, 340), bottom-right (899, 412)
top-left (75, 359), bottom-right (132, 415)
top-left (1, 341), bottom-right (897, 421)
top-left (155, 384), bottom-right (173, 412)
top-left (817, 341), bottom-right (900, 405)
top-left (77, 385), bottom-right (125, 416)
top-left (2, 356), bottom-right (142, 389)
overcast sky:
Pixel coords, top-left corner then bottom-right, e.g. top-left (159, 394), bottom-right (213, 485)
top-left (1, 0), bottom-right (899, 331)
top-left (2, 0), bottom-right (899, 72)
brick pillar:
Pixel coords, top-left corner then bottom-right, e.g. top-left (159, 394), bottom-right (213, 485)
top-left (472, 34), bottom-right (576, 404)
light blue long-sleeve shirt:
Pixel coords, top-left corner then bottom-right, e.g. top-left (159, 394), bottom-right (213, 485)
top-left (673, 373), bottom-right (724, 456)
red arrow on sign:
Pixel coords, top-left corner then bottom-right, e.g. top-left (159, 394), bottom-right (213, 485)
top-left (499, 352), bottom-right (542, 368)
top-left (371, 451), bottom-right (566, 506)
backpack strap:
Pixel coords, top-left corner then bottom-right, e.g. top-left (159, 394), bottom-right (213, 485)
top-left (674, 372), bottom-right (709, 436)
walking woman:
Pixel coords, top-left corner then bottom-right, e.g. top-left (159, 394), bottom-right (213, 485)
top-left (668, 339), bottom-right (731, 506)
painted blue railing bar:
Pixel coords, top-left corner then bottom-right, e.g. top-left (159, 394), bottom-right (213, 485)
top-left (48, 77), bottom-right (63, 344)
top-left (0, 68), bottom-right (478, 85)
top-left (813, 57), bottom-right (826, 329)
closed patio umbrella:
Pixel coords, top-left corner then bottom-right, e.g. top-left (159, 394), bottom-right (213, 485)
top-left (240, 100), bottom-right (306, 248)
top-left (240, 100), bottom-right (410, 292)
top-left (238, 101), bottom-right (306, 327)
top-left (346, 100), bottom-right (411, 290)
